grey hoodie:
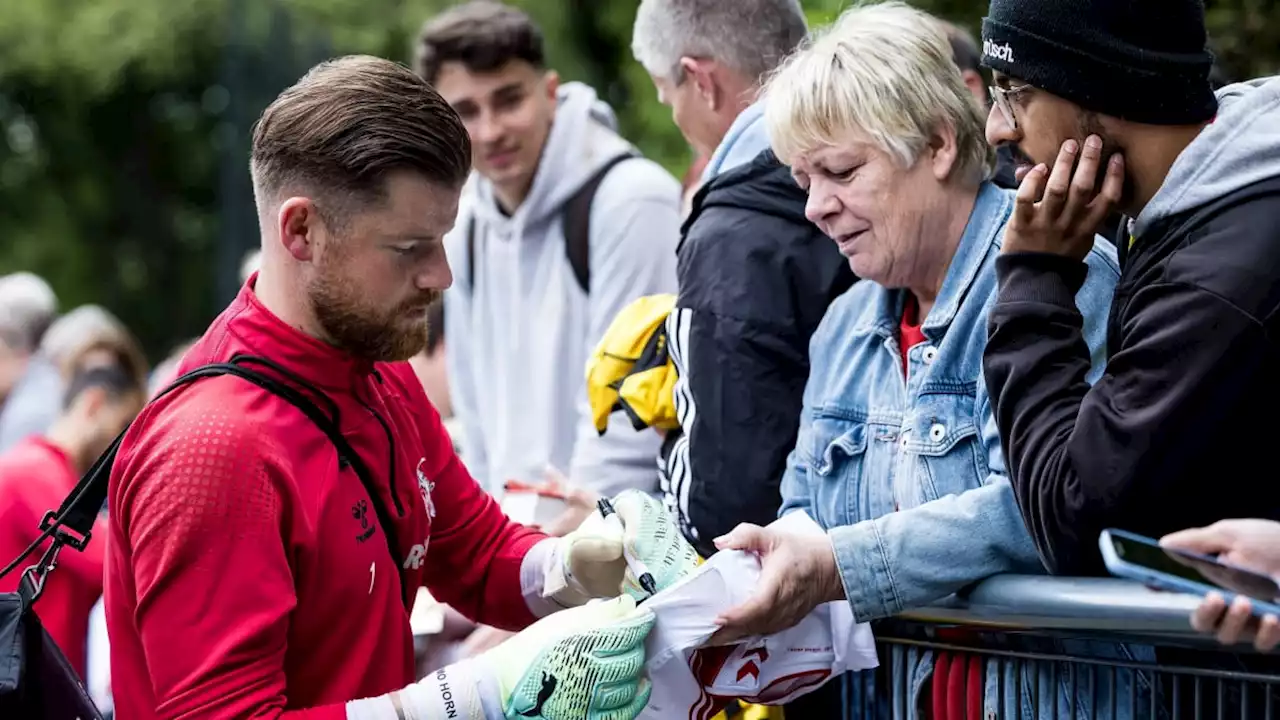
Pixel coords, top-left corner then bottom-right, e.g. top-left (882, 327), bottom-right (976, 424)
top-left (444, 81), bottom-right (681, 496)
top-left (1134, 76), bottom-right (1280, 236)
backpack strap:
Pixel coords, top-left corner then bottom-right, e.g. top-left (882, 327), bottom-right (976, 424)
top-left (464, 151), bottom-right (637, 295)
top-left (466, 214), bottom-right (477, 291)
top-left (7, 354), bottom-right (410, 607)
top-left (562, 152), bottom-right (640, 293)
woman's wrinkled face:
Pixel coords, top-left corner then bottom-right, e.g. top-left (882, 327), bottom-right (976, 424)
top-left (791, 138), bottom-right (945, 288)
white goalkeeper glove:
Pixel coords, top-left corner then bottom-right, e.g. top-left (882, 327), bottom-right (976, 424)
top-left (346, 595), bottom-right (655, 720)
top-left (542, 489), bottom-right (700, 606)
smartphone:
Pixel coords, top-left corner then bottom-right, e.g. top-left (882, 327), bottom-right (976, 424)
top-left (1099, 528), bottom-right (1280, 616)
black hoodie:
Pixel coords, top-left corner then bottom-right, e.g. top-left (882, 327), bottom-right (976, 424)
top-left (661, 149), bottom-right (855, 557)
top-left (983, 77), bottom-right (1280, 575)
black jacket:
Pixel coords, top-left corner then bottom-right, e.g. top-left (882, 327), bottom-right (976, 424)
top-left (983, 173), bottom-right (1280, 575)
top-left (661, 150), bottom-right (855, 556)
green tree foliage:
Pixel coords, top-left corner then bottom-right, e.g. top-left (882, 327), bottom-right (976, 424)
top-left (1, 0), bottom-right (1276, 360)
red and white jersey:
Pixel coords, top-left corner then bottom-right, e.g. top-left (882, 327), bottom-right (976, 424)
top-left (639, 512), bottom-right (880, 719)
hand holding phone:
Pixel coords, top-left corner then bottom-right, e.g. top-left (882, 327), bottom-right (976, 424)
top-left (1160, 520), bottom-right (1280, 652)
top-left (1186, 591), bottom-right (1280, 652)
top-left (1161, 520), bottom-right (1280, 585)
top-left (1100, 527), bottom-right (1280, 652)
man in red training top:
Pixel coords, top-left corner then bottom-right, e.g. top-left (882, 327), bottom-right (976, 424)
top-left (0, 364), bottom-right (144, 678)
top-left (106, 55), bottom-right (697, 720)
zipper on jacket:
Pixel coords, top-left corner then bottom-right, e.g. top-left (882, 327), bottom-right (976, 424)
top-left (354, 381), bottom-right (404, 517)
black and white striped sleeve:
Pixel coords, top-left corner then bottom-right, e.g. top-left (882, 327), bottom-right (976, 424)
top-left (660, 302), bottom-right (810, 557)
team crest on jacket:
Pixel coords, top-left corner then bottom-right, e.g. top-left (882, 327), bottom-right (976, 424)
top-left (416, 458), bottom-right (436, 519)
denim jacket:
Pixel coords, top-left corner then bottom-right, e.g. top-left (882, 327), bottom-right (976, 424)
top-left (779, 182), bottom-right (1127, 718)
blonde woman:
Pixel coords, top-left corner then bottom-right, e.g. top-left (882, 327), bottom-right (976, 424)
top-left (705, 4), bottom-right (1136, 717)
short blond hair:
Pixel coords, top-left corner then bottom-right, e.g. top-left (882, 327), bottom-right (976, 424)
top-left (763, 1), bottom-right (992, 184)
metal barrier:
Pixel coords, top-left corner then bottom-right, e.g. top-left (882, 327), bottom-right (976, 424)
top-left (841, 575), bottom-right (1280, 719)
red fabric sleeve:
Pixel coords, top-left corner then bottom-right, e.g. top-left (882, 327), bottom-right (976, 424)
top-left (121, 406), bottom-right (346, 720)
top-left (415, 396), bottom-right (546, 630)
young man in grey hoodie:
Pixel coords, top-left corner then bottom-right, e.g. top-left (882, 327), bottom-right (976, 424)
top-left (416, 1), bottom-right (681, 508)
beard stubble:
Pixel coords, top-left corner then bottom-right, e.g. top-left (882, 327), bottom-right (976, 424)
top-left (309, 261), bottom-right (440, 363)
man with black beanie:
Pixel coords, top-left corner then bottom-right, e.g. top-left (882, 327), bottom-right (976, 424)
top-left (979, 0), bottom-right (1280, 579)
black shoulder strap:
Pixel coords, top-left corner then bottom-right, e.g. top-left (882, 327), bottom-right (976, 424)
top-left (5, 355), bottom-right (410, 607)
top-left (562, 152), bottom-right (639, 294)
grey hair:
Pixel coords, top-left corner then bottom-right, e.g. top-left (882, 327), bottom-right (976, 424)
top-left (632, 0), bottom-right (808, 86)
top-left (39, 305), bottom-right (123, 364)
top-left (0, 272), bottom-right (57, 352)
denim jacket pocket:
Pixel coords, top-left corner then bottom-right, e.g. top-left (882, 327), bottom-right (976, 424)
top-left (807, 413), bottom-right (869, 528)
top-left (903, 392), bottom-right (985, 505)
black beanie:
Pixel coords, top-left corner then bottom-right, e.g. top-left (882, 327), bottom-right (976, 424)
top-left (981, 0), bottom-right (1218, 125)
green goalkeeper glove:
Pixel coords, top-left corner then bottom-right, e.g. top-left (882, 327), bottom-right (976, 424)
top-left (347, 595), bottom-right (655, 720)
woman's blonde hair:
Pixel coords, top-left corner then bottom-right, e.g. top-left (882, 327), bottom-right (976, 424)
top-left (763, 1), bottom-right (993, 184)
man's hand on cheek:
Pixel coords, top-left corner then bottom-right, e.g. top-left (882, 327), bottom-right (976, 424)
top-left (1002, 135), bottom-right (1125, 260)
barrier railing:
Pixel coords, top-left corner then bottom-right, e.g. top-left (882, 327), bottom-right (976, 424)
top-left (842, 575), bottom-right (1280, 719)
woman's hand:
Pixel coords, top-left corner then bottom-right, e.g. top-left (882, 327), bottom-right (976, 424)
top-left (706, 523), bottom-right (846, 646)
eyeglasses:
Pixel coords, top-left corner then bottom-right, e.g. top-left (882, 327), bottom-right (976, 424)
top-left (989, 84), bottom-right (1033, 131)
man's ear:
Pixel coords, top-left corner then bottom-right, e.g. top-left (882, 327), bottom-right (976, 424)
top-left (680, 57), bottom-right (721, 112)
top-left (277, 197), bottom-right (319, 262)
top-left (927, 122), bottom-right (961, 181)
top-left (543, 69), bottom-right (560, 102)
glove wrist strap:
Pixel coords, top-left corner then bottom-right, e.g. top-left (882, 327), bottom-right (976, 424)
top-left (542, 537), bottom-right (594, 608)
top-left (345, 658), bottom-right (501, 720)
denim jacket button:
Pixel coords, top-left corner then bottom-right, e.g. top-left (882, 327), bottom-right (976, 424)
top-left (929, 423), bottom-right (946, 441)
top-left (922, 346), bottom-right (938, 364)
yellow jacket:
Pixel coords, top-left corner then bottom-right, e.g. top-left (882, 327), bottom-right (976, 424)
top-left (585, 294), bottom-right (681, 435)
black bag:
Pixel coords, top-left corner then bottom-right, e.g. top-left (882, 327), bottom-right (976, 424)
top-left (0, 355), bottom-right (404, 718)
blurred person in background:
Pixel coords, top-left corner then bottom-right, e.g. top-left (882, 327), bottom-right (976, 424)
top-left (416, 1), bottom-right (681, 515)
top-left (146, 339), bottom-right (198, 398)
top-left (105, 55), bottom-right (691, 720)
top-left (0, 363), bottom-right (146, 679)
top-left (240, 247), bottom-right (263, 284)
top-left (940, 20), bottom-right (1020, 190)
top-left (630, 0), bottom-right (855, 565)
top-left (408, 300), bottom-right (451, 425)
top-left (941, 20), bottom-right (990, 110)
top-left (678, 149), bottom-right (711, 217)
top-left (0, 303), bottom-right (149, 452)
top-left (0, 272), bottom-right (58, 424)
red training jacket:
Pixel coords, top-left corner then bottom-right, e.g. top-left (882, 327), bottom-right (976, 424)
top-left (106, 279), bottom-right (546, 719)
top-left (0, 437), bottom-right (106, 679)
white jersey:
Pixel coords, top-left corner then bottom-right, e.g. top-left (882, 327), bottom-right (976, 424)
top-left (639, 512), bottom-right (880, 719)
